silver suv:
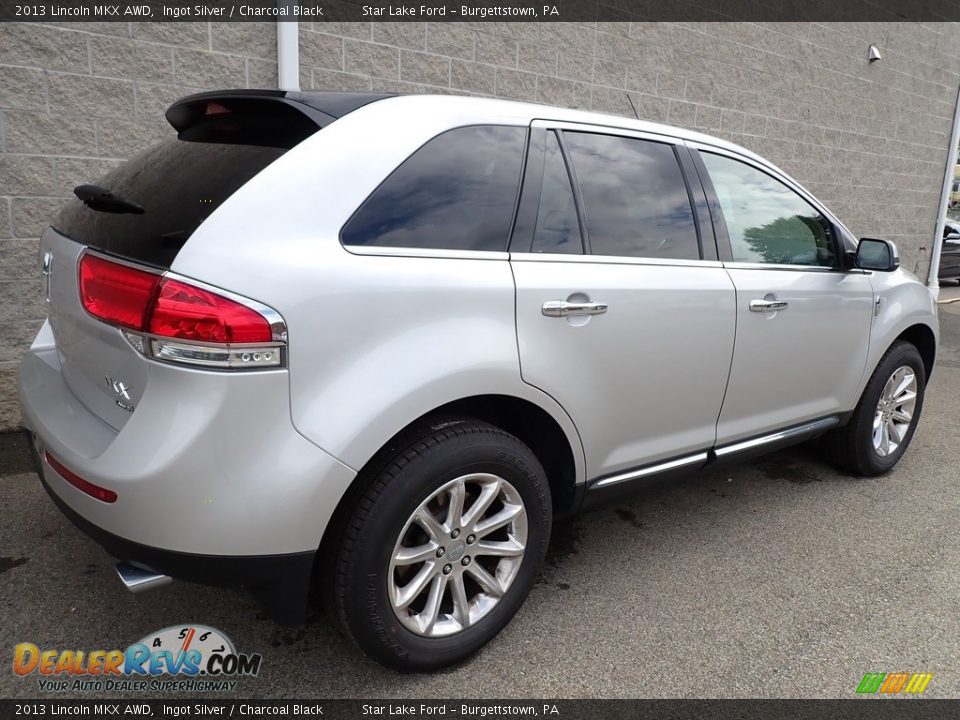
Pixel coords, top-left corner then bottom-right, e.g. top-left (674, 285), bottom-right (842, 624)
top-left (19, 91), bottom-right (938, 672)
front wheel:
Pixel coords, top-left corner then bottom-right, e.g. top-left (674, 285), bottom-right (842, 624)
top-left (827, 341), bottom-right (926, 476)
top-left (328, 419), bottom-right (551, 671)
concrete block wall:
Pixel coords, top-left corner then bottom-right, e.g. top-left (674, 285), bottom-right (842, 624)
top-left (299, 21), bottom-right (960, 275)
top-left (1, 19), bottom-right (959, 431)
top-left (0, 21), bottom-right (276, 430)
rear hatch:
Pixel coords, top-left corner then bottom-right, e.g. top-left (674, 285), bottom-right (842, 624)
top-left (43, 90), bottom-right (386, 431)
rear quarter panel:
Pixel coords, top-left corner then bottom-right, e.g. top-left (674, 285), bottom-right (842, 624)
top-left (170, 97), bottom-right (586, 482)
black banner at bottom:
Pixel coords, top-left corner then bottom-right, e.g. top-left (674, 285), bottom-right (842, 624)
top-left (2, 699), bottom-right (958, 720)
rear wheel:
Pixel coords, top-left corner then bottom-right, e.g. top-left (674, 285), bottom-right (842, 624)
top-left (328, 419), bottom-right (551, 671)
top-left (827, 341), bottom-right (926, 476)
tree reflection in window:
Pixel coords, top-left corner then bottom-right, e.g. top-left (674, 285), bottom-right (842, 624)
top-left (702, 152), bottom-right (835, 267)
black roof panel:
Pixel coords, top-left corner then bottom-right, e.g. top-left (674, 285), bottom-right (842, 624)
top-left (285, 90), bottom-right (395, 118)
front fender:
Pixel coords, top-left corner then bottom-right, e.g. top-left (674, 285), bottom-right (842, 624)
top-left (855, 270), bottom-right (939, 403)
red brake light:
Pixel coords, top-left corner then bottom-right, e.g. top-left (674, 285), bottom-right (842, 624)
top-left (78, 253), bottom-right (275, 346)
top-left (45, 451), bottom-right (117, 504)
top-left (149, 278), bottom-right (273, 343)
top-left (204, 101), bottom-right (231, 116)
top-left (79, 254), bottom-right (159, 331)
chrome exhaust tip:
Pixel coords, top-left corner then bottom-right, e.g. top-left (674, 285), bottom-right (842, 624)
top-left (115, 562), bottom-right (172, 594)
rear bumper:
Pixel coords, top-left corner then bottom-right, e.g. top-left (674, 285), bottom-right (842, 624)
top-left (28, 430), bottom-right (311, 622)
top-left (19, 320), bottom-right (358, 620)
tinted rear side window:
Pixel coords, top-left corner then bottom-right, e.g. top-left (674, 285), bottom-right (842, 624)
top-left (563, 131), bottom-right (700, 260)
top-left (341, 126), bottom-right (526, 252)
top-left (531, 131), bottom-right (582, 255)
top-left (54, 139), bottom-right (286, 268)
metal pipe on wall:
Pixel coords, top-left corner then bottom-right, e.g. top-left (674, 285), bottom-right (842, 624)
top-left (276, 18), bottom-right (300, 92)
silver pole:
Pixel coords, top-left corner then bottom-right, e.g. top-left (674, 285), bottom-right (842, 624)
top-left (276, 10), bottom-right (300, 92)
top-left (928, 82), bottom-right (960, 294)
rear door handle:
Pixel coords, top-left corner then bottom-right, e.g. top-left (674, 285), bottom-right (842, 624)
top-left (749, 298), bottom-right (789, 312)
top-left (542, 300), bottom-right (608, 318)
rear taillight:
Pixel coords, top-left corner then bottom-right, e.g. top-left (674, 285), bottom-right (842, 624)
top-left (78, 254), bottom-right (158, 331)
top-left (148, 278), bottom-right (273, 343)
top-left (78, 252), bottom-right (285, 370)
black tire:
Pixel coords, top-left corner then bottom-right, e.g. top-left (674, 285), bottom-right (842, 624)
top-left (327, 418), bottom-right (551, 672)
top-left (826, 341), bottom-right (926, 476)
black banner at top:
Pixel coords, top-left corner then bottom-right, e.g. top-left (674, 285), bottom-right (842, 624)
top-left (3, 0), bottom-right (960, 22)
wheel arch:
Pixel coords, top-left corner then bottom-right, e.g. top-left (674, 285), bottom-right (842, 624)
top-left (318, 393), bottom-right (583, 567)
top-left (424, 395), bottom-right (581, 517)
top-left (895, 323), bottom-right (936, 383)
top-left (849, 319), bottom-right (937, 417)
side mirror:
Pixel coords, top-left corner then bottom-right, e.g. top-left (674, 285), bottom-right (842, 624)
top-left (855, 238), bottom-right (899, 272)
top-left (945, 231), bottom-right (960, 242)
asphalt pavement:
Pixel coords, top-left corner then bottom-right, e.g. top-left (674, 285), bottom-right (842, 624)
top-left (2, 301), bottom-right (959, 699)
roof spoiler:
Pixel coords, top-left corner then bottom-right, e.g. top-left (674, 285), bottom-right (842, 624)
top-left (165, 89), bottom-right (391, 148)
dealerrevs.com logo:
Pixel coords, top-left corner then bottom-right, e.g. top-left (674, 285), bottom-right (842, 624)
top-left (13, 625), bottom-right (262, 693)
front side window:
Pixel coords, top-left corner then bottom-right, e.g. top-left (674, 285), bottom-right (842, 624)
top-left (341, 125), bottom-right (526, 252)
top-left (562, 131), bottom-right (700, 260)
top-left (701, 152), bottom-right (836, 267)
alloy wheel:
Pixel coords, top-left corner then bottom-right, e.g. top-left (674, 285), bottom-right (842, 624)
top-left (388, 473), bottom-right (528, 637)
top-left (873, 365), bottom-right (918, 457)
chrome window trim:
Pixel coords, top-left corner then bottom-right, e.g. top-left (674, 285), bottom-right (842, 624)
top-left (531, 118), bottom-right (685, 147)
top-left (714, 417), bottom-right (840, 457)
top-left (683, 140), bottom-right (855, 242)
top-left (723, 261), bottom-right (838, 273)
top-left (592, 452), bottom-right (709, 488)
top-left (510, 252), bottom-right (723, 269)
top-left (342, 245), bottom-right (509, 261)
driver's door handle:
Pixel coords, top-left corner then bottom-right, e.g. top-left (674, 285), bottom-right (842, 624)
top-left (749, 299), bottom-right (789, 312)
top-left (542, 300), bottom-right (609, 318)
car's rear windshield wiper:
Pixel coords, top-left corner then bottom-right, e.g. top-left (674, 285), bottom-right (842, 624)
top-left (74, 184), bottom-right (145, 215)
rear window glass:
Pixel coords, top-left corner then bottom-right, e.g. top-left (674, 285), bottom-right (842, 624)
top-left (54, 139), bottom-right (286, 268)
top-left (531, 131), bottom-right (582, 254)
top-left (341, 125), bottom-right (526, 252)
top-left (563, 131), bottom-right (700, 261)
